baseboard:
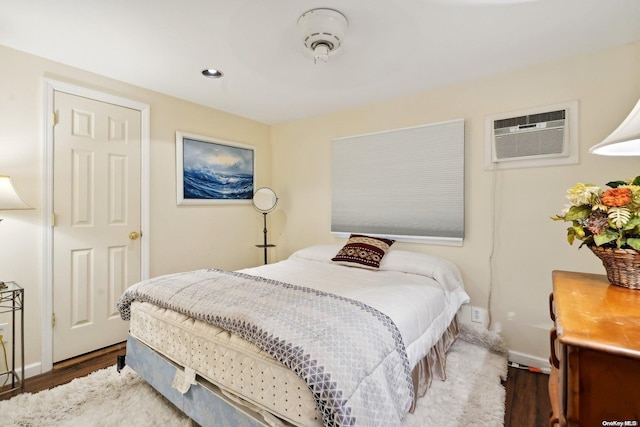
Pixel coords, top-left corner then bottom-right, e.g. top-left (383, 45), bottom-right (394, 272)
top-left (508, 350), bottom-right (551, 374)
top-left (24, 361), bottom-right (43, 379)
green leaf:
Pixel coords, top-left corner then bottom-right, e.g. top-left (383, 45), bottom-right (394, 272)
top-left (594, 229), bottom-right (618, 246)
top-left (626, 238), bottom-right (640, 250)
top-left (633, 176), bottom-right (640, 186)
top-left (623, 216), bottom-right (640, 231)
top-left (607, 180), bottom-right (627, 188)
top-left (617, 235), bottom-right (626, 248)
top-left (570, 225), bottom-right (585, 240)
top-left (563, 205), bottom-right (591, 221)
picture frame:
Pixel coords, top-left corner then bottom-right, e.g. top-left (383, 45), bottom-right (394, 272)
top-left (176, 131), bottom-right (255, 205)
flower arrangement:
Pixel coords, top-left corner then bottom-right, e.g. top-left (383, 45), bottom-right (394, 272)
top-left (552, 175), bottom-right (640, 250)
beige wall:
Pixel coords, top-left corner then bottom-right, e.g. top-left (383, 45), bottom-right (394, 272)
top-left (0, 45), bottom-right (271, 374)
top-left (2, 39), bottom-right (639, 374)
top-left (270, 41), bottom-right (640, 364)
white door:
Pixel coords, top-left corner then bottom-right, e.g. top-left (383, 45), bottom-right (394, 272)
top-left (52, 91), bottom-right (142, 362)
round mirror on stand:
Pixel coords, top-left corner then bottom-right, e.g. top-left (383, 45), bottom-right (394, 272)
top-left (252, 188), bottom-right (278, 264)
top-left (252, 187), bottom-right (278, 213)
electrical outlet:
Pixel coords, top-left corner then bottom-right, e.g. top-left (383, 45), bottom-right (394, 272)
top-left (0, 323), bottom-right (8, 342)
top-left (471, 306), bottom-right (483, 323)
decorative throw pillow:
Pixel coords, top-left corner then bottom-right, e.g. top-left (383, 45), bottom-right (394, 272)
top-left (331, 234), bottom-right (395, 269)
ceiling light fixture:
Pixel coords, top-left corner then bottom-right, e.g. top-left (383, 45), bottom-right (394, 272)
top-left (298, 8), bottom-right (348, 64)
top-left (590, 97), bottom-right (640, 156)
top-left (202, 68), bottom-right (223, 78)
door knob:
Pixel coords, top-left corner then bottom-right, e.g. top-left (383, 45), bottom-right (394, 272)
top-left (129, 231), bottom-right (140, 240)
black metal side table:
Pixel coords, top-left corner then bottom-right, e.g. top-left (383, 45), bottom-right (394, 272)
top-left (0, 281), bottom-right (24, 394)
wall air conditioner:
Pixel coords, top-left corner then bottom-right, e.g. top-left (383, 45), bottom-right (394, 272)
top-left (485, 101), bottom-right (579, 170)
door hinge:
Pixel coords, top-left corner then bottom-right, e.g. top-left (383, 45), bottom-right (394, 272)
top-left (51, 212), bottom-right (55, 227)
top-left (51, 313), bottom-right (56, 328)
top-left (51, 111), bottom-right (58, 127)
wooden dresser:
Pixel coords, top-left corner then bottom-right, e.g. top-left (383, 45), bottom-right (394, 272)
top-left (549, 270), bottom-right (640, 427)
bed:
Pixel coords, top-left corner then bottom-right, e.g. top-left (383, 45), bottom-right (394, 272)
top-left (117, 242), bottom-right (470, 427)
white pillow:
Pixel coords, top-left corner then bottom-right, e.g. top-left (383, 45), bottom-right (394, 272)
top-left (290, 245), bottom-right (465, 293)
top-left (288, 245), bottom-right (342, 262)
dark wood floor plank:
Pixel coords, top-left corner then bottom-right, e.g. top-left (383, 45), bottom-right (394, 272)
top-left (504, 366), bottom-right (551, 427)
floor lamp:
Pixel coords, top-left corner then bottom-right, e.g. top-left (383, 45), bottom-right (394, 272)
top-left (252, 187), bottom-right (278, 264)
top-left (0, 175), bottom-right (33, 287)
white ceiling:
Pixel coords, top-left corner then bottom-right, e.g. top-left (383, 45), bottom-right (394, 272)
top-left (2, 0), bottom-right (640, 124)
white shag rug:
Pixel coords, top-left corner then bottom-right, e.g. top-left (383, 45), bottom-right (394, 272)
top-left (1, 327), bottom-right (507, 427)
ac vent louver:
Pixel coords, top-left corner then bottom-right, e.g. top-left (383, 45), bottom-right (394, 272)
top-left (494, 110), bottom-right (565, 130)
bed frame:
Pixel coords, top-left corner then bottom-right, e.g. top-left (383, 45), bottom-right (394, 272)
top-left (118, 335), bottom-right (294, 427)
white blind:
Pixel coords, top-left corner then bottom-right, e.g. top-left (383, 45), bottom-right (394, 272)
top-left (331, 119), bottom-right (464, 244)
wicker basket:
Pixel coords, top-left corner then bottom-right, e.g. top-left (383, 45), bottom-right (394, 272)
top-left (589, 245), bottom-right (640, 290)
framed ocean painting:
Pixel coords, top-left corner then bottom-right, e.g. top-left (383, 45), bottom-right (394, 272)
top-left (176, 131), bottom-right (255, 205)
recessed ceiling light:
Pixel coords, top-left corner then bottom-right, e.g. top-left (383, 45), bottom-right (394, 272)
top-left (202, 68), bottom-right (223, 78)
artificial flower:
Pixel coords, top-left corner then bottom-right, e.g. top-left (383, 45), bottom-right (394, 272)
top-left (600, 187), bottom-right (632, 207)
top-left (552, 176), bottom-right (640, 250)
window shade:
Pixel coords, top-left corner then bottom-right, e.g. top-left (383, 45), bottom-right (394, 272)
top-left (331, 119), bottom-right (464, 245)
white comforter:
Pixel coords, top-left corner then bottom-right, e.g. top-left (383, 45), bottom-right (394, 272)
top-left (240, 245), bottom-right (470, 369)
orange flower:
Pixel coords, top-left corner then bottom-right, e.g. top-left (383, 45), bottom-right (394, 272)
top-left (600, 187), bottom-right (632, 207)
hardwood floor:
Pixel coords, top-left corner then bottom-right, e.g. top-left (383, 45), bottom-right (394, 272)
top-left (1, 343), bottom-right (551, 426)
top-left (0, 341), bottom-right (126, 400)
top-left (504, 365), bottom-right (552, 427)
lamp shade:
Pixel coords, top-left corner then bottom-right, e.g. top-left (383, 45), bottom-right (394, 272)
top-left (0, 175), bottom-right (32, 210)
top-left (590, 98), bottom-right (640, 156)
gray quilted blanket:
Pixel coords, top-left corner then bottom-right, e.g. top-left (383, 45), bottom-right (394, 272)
top-left (117, 268), bottom-right (413, 426)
